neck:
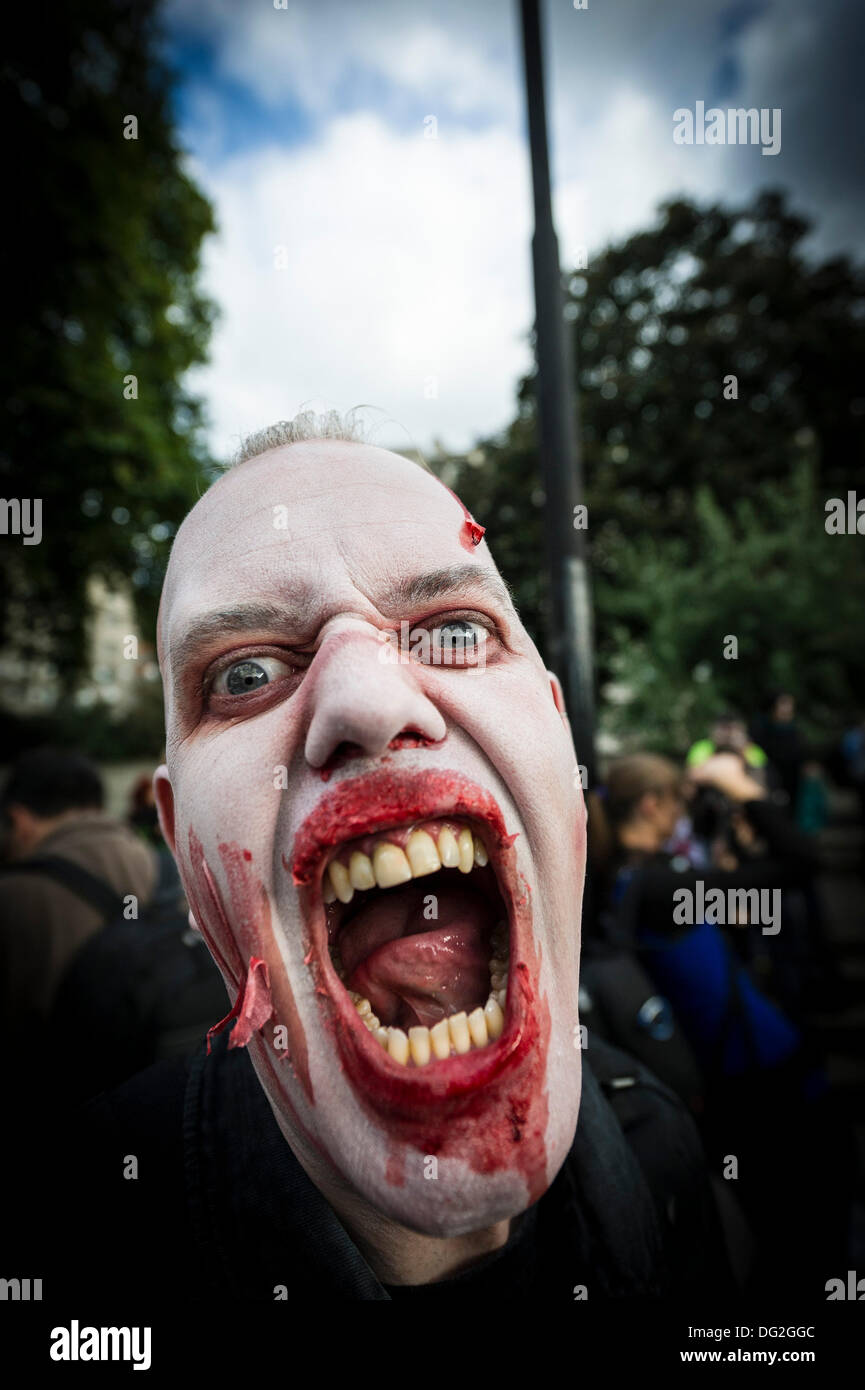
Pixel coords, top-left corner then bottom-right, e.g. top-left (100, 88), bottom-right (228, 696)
top-left (317, 1171), bottom-right (512, 1286)
top-left (13, 808), bottom-right (99, 860)
top-left (345, 1207), bottom-right (511, 1287)
top-left (618, 820), bottom-right (661, 853)
top-left (259, 1057), bottom-right (516, 1289)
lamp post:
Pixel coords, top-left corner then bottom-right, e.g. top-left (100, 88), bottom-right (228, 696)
top-left (518, 0), bottom-right (596, 785)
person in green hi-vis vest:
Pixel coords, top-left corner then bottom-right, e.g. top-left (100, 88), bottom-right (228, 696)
top-left (687, 713), bottom-right (767, 778)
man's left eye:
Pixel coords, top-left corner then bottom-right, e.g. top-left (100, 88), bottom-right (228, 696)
top-left (428, 619), bottom-right (487, 656)
top-left (213, 656), bottom-right (292, 696)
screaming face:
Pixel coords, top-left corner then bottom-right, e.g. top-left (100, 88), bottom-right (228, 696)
top-left (155, 438), bottom-right (585, 1238)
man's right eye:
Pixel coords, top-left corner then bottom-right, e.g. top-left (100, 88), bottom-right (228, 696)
top-left (212, 656), bottom-right (292, 697)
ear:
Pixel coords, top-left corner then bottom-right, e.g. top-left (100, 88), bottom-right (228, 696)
top-left (153, 765), bottom-right (177, 858)
top-left (548, 670), bottom-right (567, 721)
top-left (547, 669), bottom-right (579, 763)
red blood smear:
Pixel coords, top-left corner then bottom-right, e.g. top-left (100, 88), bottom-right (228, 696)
top-left (219, 842), bottom-right (314, 1104)
top-left (183, 830), bottom-right (332, 1165)
top-left (438, 482), bottom-right (486, 551)
top-left (291, 769), bottom-right (508, 887)
top-left (373, 937), bottom-right (551, 1205)
top-left (206, 956), bottom-right (273, 1054)
top-left (230, 957), bottom-right (274, 1048)
top-left (388, 734), bottom-right (437, 751)
top-left (185, 828), bottom-right (246, 986)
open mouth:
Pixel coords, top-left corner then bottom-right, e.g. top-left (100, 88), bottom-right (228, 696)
top-left (285, 770), bottom-right (549, 1189)
top-left (322, 818), bottom-right (509, 1067)
top-left (288, 770), bottom-right (537, 1115)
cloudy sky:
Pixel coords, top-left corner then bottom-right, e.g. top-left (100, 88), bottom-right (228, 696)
top-left (161, 0), bottom-right (864, 461)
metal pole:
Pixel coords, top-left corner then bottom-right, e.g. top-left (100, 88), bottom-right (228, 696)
top-left (518, 0), bottom-right (596, 785)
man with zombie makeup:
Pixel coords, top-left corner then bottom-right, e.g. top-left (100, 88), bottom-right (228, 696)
top-left (38, 414), bottom-right (733, 1302)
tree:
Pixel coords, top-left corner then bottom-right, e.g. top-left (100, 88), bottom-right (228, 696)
top-left (599, 461), bottom-right (865, 751)
top-left (437, 191), bottom-right (865, 749)
top-left (0, 0), bottom-right (217, 686)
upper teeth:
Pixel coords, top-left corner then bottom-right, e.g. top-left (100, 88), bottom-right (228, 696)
top-left (322, 821), bottom-right (489, 904)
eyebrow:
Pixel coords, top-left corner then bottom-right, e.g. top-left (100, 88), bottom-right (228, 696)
top-left (387, 564), bottom-right (514, 612)
top-left (168, 565), bottom-right (515, 677)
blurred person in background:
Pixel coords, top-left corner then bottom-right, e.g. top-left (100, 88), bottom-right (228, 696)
top-left (749, 691), bottom-right (806, 807)
top-left (686, 712), bottom-right (768, 782)
top-left (586, 751), bottom-right (821, 1042)
top-left (585, 751), bottom-right (852, 1295)
top-left (46, 765), bottom-right (222, 1105)
top-left (0, 749), bottom-right (223, 1114)
top-left (0, 747), bottom-right (157, 1037)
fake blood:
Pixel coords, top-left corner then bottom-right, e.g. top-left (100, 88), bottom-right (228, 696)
top-left (181, 830), bottom-right (315, 1103)
top-left (288, 769), bottom-right (551, 1201)
top-left (185, 828), bottom-right (246, 985)
top-left (372, 934), bottom-right (551, 1204)
top-left (438, 482), bottom-right (486, 551)
top-left (206, 956), bottom-right (272, 1053)
top-left (218, 842), bottom-right (314, 1104)
top-left (181, 830), bottom-right (339, 1168)
top-left (291, 769), bottom-right (505, 886)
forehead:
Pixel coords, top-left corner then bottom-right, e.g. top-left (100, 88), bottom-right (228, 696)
top-left (161, 441), bottom-right (495, 647)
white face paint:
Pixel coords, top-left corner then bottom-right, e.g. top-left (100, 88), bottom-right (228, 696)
top-left (155, 440), bottom-right (584, 1236)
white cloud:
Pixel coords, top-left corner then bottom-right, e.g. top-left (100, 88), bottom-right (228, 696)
top-left (187, 91), bottom-right (738, 461)
top-left (552, 86), bottom-right (723, 260)
top-left (188, 113), bottom-right (535, 460)
top-left (167, 0), bottom-right (863, 460)
top-left (165, 0), bottom-right (515, 122)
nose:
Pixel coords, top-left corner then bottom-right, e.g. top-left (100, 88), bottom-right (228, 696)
top-left (304, 627), bottom-right (447, 768)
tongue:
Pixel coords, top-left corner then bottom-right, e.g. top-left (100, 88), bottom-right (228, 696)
top-left (349, 924), bottom-right (491, 1028)
top-left (340, 878), bottom-right (496, 1029)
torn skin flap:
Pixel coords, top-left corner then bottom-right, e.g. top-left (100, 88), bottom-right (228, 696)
top-left (438, 481), bottom-right (486, 550)
top-left (206, 956), bottom-right (273, 1054)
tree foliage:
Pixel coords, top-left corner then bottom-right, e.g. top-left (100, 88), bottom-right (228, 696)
top-left (0, 0), bottom-right (216, 684)
top-left (437, 190), bottom-right (865, 750)
top-left (601, 461), bottom-right (865, 751)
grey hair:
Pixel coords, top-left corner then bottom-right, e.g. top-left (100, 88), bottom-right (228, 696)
top-left (230, 408), bottom-right (431, 472)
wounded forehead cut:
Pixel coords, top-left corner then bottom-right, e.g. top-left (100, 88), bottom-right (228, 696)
top-left (157, 426), bottom-right (510, 670)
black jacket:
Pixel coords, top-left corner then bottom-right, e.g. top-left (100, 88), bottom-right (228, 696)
top-left (42, 1029), bottom-right (734, 1302)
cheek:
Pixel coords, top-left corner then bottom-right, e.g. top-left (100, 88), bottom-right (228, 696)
top-left (169, 740), bottom-right (280, 976)
top-left (434, 670), bottom-right (577, 801)
top-left (171, 732), bottom-right (286, 861)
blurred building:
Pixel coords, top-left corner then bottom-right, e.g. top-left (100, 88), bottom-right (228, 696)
top-left (75, 575), bottom-right (159, 712)
top-left (0, 575), bottom-right (159, 718)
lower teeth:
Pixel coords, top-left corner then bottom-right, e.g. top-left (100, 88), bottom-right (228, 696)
top-left (342, 924), bottom-right (509, 1066)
